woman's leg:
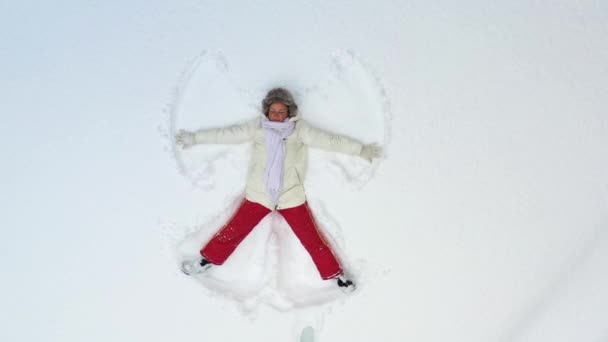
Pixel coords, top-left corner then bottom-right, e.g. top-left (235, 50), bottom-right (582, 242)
top-left (277, 202), bottom-right (343, 280)
top-left (201, 199), bottom-right (272, 265)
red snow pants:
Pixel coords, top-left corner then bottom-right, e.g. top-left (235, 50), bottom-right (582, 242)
top-left (200, 199), bottom-right (343, 280)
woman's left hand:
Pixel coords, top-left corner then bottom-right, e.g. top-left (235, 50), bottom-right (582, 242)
top-left (360, 143), bottom-right (383, 162)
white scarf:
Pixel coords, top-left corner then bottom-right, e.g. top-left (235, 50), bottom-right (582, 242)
top-left (262, 119), bottom-right (295, 206)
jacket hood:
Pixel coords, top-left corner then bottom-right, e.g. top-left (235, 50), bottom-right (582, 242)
top-left (261, 87), bottom-right (299, 118)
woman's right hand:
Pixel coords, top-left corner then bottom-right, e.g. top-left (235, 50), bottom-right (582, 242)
top-left (175, 129), bottom-right (195, 149)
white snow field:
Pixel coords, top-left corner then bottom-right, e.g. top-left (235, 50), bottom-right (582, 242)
top-left (2, 1), bottom-right (607, 342)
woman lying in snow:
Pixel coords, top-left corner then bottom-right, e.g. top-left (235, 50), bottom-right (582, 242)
top-left (175, 88), bottom-right (382, 292)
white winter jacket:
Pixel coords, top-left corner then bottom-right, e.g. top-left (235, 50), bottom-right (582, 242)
top-left (194, 115), bottom-right (363, 210)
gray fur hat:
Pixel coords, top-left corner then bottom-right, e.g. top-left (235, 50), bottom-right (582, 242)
top-left (262, 87), bottom-right (298, 117)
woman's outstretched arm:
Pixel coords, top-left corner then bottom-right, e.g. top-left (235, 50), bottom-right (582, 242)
top-left (176, 118), bottom-right (258, 148)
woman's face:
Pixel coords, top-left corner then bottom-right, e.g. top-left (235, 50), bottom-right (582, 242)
top-left (268, 102), bottom-right (289, 122)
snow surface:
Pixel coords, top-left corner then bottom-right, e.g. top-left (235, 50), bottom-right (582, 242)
top-left (2, 1), bottom-right (608, 342)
